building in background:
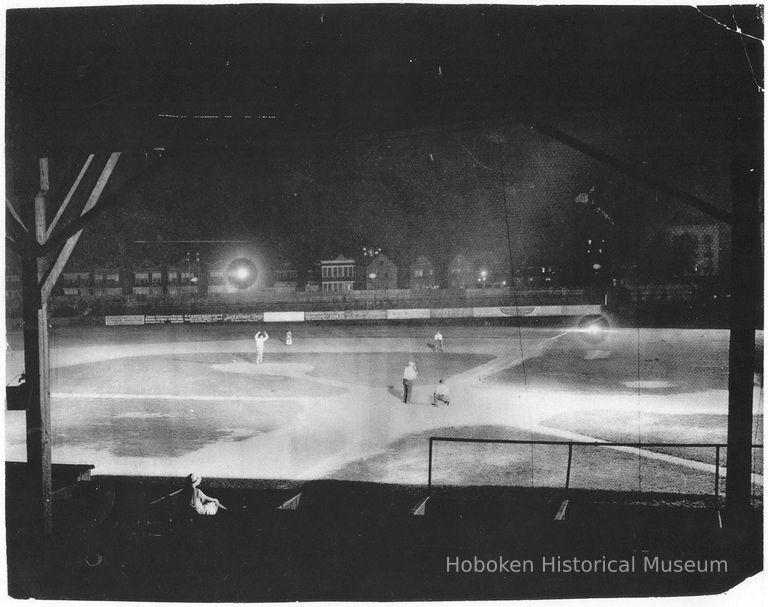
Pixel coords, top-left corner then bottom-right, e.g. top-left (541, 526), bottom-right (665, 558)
top-left (302, 267), bottom-right (321, 292)
top-left (447, 254), bottom-right (475, 289)
top-left (132, 264), bottom-right (163, 298)
top-left (664, 224), bottom-right (721, 277)
top-left (366, 254), bottom-right (398, 290)
top-left (410, 255), bottom-right (436, 289)
top-left (60, 268), bottom-right (93, 296)
top-left (92, 266), bottom-right (122, 297)
top-left (206, 266), bottom-right (227, 294)
top-left (166, 259), bottom-right (198, 297)
top-left (274, 262), bottom-right (299, 293)
top-left (320, 255), bottom-right (357, 292)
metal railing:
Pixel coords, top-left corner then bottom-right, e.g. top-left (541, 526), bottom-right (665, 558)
top-left (427, 437), bottom-right (764, 502)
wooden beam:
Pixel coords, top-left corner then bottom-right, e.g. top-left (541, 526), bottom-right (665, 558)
top-left (39, 157), bottom-right (49, 192)
top-left (41, 153), bottom-right (169, 255)
top-left (40, 152), bottom-right (121, 302)
top-left (5, 234), bottom-right (27, 257)
top-left (410, 496), bottom-right (430, 516)
top-left (6, 197), bottom-right (29, 233)
top-left (554, 499), bottom-right (569, 521)
top-left (45, 153), bottom-right (95, 239)
top-left (525, 120), bottom-right (733, 225)
top-left (277, 492), bottom-right (302, 511)
top-left (34, 192), bottom-right (48, 280)
top-left (4, 215), bottom-right (38, 254)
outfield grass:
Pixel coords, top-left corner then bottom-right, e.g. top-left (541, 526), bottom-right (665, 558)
top-left (485, 331), bottom-right (758, 395)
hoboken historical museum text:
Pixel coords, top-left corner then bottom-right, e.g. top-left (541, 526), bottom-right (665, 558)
top-left (445, 555), bottom-right (728, 575)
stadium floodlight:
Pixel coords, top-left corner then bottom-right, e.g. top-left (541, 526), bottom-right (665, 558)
top-left (576, 314), bottom-right (611, 344)
top-left (226, 257), bottom-right (258, 289)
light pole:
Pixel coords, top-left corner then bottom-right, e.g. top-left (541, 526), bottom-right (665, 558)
top-left (192, 251), bottom-right (200, 311)
top-left (368, 272), bottom-right (377, 309)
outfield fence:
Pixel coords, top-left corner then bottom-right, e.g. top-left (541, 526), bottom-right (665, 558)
top-left (427, 437), bottom-right (764, 502)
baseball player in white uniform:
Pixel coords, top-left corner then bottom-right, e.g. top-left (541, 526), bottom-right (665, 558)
top-left (254, 330), bottom-right (269, 364)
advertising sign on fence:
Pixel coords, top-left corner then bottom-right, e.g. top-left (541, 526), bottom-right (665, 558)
top-left (105, 303), bottom-right (603, 328)
top-left (305, 311), bottom-right (346, 321)
top-left (519, 305), bottom-right (601, 317)
top-left (386, 308), bottom-right (431, 320)
top-left (145, 314), bottom-right (185, 324)
top-left (222, 313), bottom-right (264, 323)
top-left (345, 309), bottom-right (388, 320)
top-left (471, 307), bottom-right (508, 318)
top-left (430, 307), bottom-right (473, 319)
top-left (184, 314), bottom-right (224, 323)
top-left (105, 315), bottom-right (145, 326)
top-left (497, 306), bottom-right (536, 317)
top-left (263, 311), bottom-right (305, 322)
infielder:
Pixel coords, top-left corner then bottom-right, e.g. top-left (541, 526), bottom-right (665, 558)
top-left (403, 361), bottom-right (418, 404)
top-left (434, 330), bottom-right (444, 352)
top-left (432, 379), bottom-right (450, 406)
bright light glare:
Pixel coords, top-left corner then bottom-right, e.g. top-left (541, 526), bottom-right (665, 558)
top-left (586, 324), bottom-right (602, 334)
top-left (235, 267), bottom-right (250, 280)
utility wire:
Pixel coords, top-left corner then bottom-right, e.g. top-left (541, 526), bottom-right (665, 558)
top-left (497, 143), bottom-right (534, 487)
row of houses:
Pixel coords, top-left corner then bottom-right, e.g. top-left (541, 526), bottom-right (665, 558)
top-left (6, 252), bottom-right (531, 302)
top-left (7, 223), bottom-right (724, 302)
top-left (304, 253), bottom-right (543, 292)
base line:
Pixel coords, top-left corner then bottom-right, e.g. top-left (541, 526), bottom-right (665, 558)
top-left (53, 392), bottom-right (294, 402)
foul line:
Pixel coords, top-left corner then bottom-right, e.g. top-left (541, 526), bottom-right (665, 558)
top-left (53, 392), bottom-right (294, 402)
top-left (533, 425), bottom-right (764, 487)
top-left (549, 330), bottom-right (572, 341)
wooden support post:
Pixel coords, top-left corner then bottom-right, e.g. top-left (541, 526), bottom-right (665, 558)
top-left (18, 154), bottom-right (122, 535)
top-left (724, 123), bottom-right (762, 525)
top-left (22, 158), bottom-right (53, 534)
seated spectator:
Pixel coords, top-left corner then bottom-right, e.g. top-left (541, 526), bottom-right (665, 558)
top-left (185, 473), bottom-right (221, 516)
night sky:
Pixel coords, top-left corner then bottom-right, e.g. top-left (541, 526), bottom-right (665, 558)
top-left (5, 4), bottom-right (763, 282)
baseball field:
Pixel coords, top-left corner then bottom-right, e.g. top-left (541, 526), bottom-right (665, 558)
top-left (4, 322), bottom-right (763, 498)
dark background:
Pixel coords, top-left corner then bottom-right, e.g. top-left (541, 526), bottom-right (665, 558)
top-left (5, 4), bottom-right (763, 283)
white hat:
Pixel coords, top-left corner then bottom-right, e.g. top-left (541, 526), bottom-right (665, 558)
top-left (187, 473), bottom-right (201, 487)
